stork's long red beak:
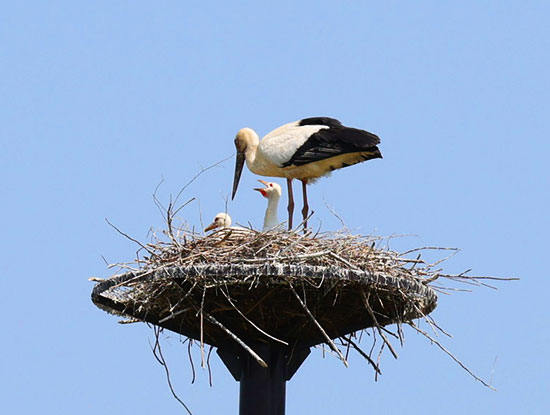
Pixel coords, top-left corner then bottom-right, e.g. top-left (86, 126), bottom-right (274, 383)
top-left (232, 152), bottom-right (245, 200)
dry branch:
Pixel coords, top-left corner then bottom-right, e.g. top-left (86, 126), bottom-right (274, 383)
top-left (289, 282), bottom-right (349, 367)
top-left (203, 312), bottom-right (268, 368)
top-left (408, 321), bottom-right (496, 390)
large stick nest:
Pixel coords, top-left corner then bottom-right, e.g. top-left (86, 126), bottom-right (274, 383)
top-left (93, 228), bottom-right (440, 351)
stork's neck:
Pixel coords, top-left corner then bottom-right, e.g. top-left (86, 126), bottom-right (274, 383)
top-left (263, 194), bottom-right (280, 231)
top-left (245, 146), bottom-right (258, 171)
top-left (241, 129), bottom-right (260, 170)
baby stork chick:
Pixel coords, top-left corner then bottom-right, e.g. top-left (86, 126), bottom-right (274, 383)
top-left (254, 180), bottom-right (283, 232)
top-left (204, 212), bottom-right (232, 232)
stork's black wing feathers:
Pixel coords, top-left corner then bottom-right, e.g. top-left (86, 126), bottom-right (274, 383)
top-left (299, 117), bottom-right (343, 128)
top-left (282, 124), bottom-right (382, 167)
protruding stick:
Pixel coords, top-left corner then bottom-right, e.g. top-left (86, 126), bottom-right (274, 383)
top-left (342, 335), bottom-right (381, 374)
top-left (361, 290), bottom-right (399, 359)
top-left (203, 312), bottom-right (268, 368)
top-left (289, 282), bottom-right (348, 367)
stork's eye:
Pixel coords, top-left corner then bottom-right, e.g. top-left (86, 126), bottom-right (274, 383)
top-left (269, 183), bottom-right (273, 187)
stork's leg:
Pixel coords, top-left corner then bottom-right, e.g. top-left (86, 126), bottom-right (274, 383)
top-left (286, 178), bottom-right (294, 230)
top-left (301, 180), bottom-right (309, 230)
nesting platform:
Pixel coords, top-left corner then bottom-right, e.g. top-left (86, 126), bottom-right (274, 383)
top-left (92, 228), bottom-right (443, 414)
top-left (92, 261), bottom-right (437, 350)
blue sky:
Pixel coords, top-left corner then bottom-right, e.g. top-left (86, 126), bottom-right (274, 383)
top-left (2, 1), bottom-right (549, 413)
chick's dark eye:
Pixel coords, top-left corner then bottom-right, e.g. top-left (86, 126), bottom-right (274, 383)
top-left (269, 183), bottom-right (273, 187)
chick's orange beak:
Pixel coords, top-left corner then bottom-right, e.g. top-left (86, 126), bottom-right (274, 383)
top-left (254, 179), bottom-right (269, 197)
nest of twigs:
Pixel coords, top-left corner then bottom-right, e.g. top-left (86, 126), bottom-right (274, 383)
top-left (94, 228), bottom-right (439, 339)
top-left (92, 224), bottom-right (505, 382)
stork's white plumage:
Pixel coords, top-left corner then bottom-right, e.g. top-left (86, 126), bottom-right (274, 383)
top-left (204, 212), bottom-right (232, 232)
top-left (232, 117), bottom-right (382, 229)
top-left (254, 180), bottom-right (283, 232)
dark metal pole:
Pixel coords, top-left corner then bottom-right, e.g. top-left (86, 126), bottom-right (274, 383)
top-left (239, 342), bottom-right (286, 415)
top-left (218, 342), bottom-right (310, 415)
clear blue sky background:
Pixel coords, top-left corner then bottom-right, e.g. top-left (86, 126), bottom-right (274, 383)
top-left (2, 1), bottom-right (548, 414)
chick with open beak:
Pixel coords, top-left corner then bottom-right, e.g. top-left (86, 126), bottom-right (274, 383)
top-left (204, 212), bottom-right (232, 232)
top-left (254, 180), bottom-right (283, 232)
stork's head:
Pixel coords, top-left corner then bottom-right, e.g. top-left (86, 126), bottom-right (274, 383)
top-left (232, 128), bottom-right (259, 200)
top-left (234, 128), bottom-right (256, 152)
top-left (204, 212), bottom-right (232, 232)
top-left (254, 180), bottom-right (282, 200)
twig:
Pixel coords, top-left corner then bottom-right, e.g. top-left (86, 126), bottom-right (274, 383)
top-left (150, 326), bottom-right (193, 414)
top-left (200, 287), bottom-right (206, 368)
top-left (400, 246), bottom-right (459, 256)
top-left (408, 321), bottom-right (495, 390)
top-left (173, 154), bottom-right (233, 207)
top-left (105, 218), bottom-right (156, 256)
top-left (221, 286), bottom-right (288, 345)
top-left (361, 290), bottom-right (398, 359)
top-left (203, 312), bottom-right (268, 368)
top-left (158, 307), bottom-right (193, 324)
top-left (342, 335), bottom-right (381, 374)
top-left (490, 355), bottom-right (498, 387)
top-left (207, 345), bottom-right (214, 387)
top-left (428, 248), bottom-right (460, 268)
top-left (289, 282), bottom-right (348, 367)
top-left (375, 342), bottom-right (385, 382)
top-left (118, 318), bottom-right (142, 324)
top-left (328, 251), bottom-right (360, 271)
top-left (323, 200), bottom-right (347, 230)
top-left (187, 339), bottom-right (196, 384)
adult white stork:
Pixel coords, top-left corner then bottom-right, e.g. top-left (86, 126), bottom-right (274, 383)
top-left (204, 212), bottom-right (232, 232)
top-left (231, 117), bottom-right (382, 229)
top-left (253, 179), bottom-right (283, 232)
